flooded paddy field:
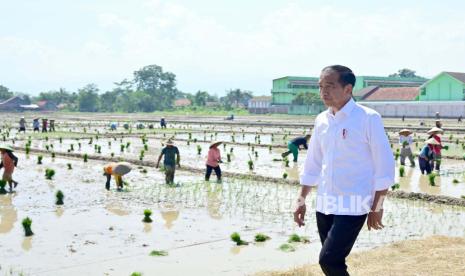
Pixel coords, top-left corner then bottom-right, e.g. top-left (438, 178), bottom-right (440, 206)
top-left (1, 114), bottom-right (465, 275)
top-left (1, 154), bottom-right (464, 276)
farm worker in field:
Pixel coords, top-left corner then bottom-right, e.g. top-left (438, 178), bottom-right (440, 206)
top-left (427, 127), bottom-right (443, 171)
top-left (0, 145), bottom-right (19, 192)
top-left (160, 117), bottom-right (167, 129)
top-left (418, 138), bottom-right (437, 175)
top-left (110, 122), bottom-right (117, 131)
top-left (435, 120), bottom-right (442, 129)
top-left (156, 140), bottom-right (180, 185)
top-left (398, 129), bottom-right (415, 167)
top-left (32, 118), bottom-right (40, 132)
top-left (18, 117), bottom-right (26, 133)
top-left (294, 65), bottom-right (395, 276)
top-left (282, 135), bottom-right (311, 162)
top-left (41, 118), bottom-right (48, 133)
top-left (205, 141), bottom-right (222, 182)
top-left (103, 162), bottom-right (132, 191)
top-left (49, 119), bottom-right (56, 132)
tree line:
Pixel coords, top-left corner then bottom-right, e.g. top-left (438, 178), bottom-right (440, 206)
top-left (0, 64), bottom-right (253, 112)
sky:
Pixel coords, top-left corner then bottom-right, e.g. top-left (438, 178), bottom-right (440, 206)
top-left (1, 0), bottom-right (465, 97)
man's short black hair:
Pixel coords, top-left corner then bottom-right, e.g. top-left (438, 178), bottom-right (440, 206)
top-left (322, 65), bottom-right (356, 87)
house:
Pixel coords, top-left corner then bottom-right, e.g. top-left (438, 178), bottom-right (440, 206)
top-left (419, 72), bottom-right (465, 101)
top-left (36, 100), bottom-right (58, 111)
top-left (354, 87), bottom-right (420, 101)
top-left (173, 98), bottom-right (192, 107)
top-left (248, 96), bottom-right (272, 114)
top-left (0, 96), bottom-right (30, 111)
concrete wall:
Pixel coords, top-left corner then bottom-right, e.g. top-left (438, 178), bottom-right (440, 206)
top-left (358, 101), bottom-right (465, 118)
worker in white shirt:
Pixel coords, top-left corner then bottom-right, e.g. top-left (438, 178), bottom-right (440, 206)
top-left (293, 65), bottom-right (395, 276)
top-left (398, 129), bottom-right (415, 167)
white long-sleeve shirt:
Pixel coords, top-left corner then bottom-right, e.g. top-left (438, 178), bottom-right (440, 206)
top-left (399, 135), bottom-right (413, 148)
top-left (300, 98), bottom-right (395, 215)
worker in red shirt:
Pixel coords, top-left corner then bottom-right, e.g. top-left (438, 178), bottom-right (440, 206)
top-left (0, 145), bottom-right (19, 192)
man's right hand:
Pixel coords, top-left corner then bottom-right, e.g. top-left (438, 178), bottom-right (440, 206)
top-left (294, 203), bottom-right (306, 227)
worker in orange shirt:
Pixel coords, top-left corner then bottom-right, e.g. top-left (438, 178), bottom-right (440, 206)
top-left (103, 162), bottom-right (132, 191)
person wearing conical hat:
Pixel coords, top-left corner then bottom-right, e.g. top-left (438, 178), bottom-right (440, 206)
top-left (41, 118), bottom-right (48, 133)
top-left (398, 129), bottom-right (415, 167)
top-left (205, 141), bottom-right (223, 182)
top-left (418, 138), bottom-right (438, 175)
top-left (156, 140), bottom-right (180, 184)
top-left (32, 118), bottom-right (40, 132)
top-left (103, 162), bottom-right (132, 191)
top-left (427, 127), bottom-right (443, 172)
top-left (0, 145), bottom-right (19, 192)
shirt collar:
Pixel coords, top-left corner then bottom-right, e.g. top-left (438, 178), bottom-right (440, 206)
top-left (327, 98), bottom-right (356, 118)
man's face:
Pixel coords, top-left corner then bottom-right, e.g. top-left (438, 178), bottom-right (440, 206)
top-left (319, 70), bottom-right (352, 109)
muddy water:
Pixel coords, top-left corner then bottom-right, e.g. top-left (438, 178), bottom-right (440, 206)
top-left (1, 154), bottom-right (465, 275)
top-left (15, 134), bottom-right (465, 198)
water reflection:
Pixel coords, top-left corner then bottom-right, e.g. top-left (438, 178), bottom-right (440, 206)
top-left (0, 194), bottom-right (18, 234)
top-left (160, 203), bottom-right (179, 229)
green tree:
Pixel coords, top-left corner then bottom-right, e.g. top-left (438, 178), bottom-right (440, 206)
top-left (133, 65), bottom-right (179, 111)
top-left (220, 89), bottom-right (253, 109)
top-left (389, 69), bottom-right (421, 78)
top-left (194, 91), bottom-right (210, 106)
top-left (292, 92), bottom-right (322, 105)
top-left (78, 84), bottom-right (100, 112)
top-left (0, 85), bottom-right (13, 101)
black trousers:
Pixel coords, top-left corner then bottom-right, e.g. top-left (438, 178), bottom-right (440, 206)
top-left (205, 165), bottom-right (221, 181)
top-left (316, 212), bottom-right (367, 276)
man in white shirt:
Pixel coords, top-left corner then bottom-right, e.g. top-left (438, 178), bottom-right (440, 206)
top-left (294, 65), bottom-right (395, 276)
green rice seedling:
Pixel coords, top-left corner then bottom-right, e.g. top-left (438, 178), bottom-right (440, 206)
top-left (59, 137), bottom-right (62, 144)
top-left (78, 143), bottom-right (81, 149)
top-left (144, 144), bottom-right (148, 151)
top-left (56, 190), bottom-right (64, 205)
top-left (399, 166), bottom-right (405, 177)
top-left (141, 169), bottom-right (148, 173)
top-left (227, 153), bottom-right (231, 162)
top-left (428, 173), bottom-right (436, 186)
top-left (70, 144), bottom-right (74, 151)
top-left (283, 172), bottom-right (288, 179)
top-left (453, 179), bottom-right (460, 184)
top-left (255, 151), bottom-right (258, 158)
top-left (391, 183), bottom-right (400, 190)
top-left (449, 134), bottom-right (453, 140)
top-left (288, 233), bottom-right (301, 243)
top-left (187, 140), bottom-right (190, 146)
top-left (120, 144), bottom-right (124, 152)
top-left (193, 138), bottom-right (197, 143)
top-left (45, 145), bottom-right (49, 151)
top-left (143, 209), bottom-right (153, 223)
top-left (269, 145), bottom-right (272, 151)
top-left (94, 144), bottom-right (98, 150)
top-left (254, 233), bottom-right (270, 242)
top-left (88, 138), bottom-right (93, 145)
top-left (45, 136), bottom-right (49, 141)
top-left (279, 243), bottom-right (295, 252)
top-left (126, 142), bottom-right (131, 148)
top-left (251, 146), bottom-right (255, 152)
top-left (97, 146), bottom-right (102, 154)
top-left (22, 217), bottom-right (34, 237)
top-left (111, 152), bottom-right (115, 158)
top-left (45, 168), bottom-right (55, 180)
top-left (0, 180), bottom-right (7, 194)
top-left (197, 145), bottom-right (202, 155)
top-left (248, 159), bottom-right (254, 171)
top-left (394, 152), bottom-right (400, 160)
top-left (230, 232), bottom-right (248, 245)
top-left (37, 155), bottom-right (43, 165)
top-left (230, 147), bottom-right (234, 153)
top-left (108, 141), bottom-right (112, 147)
top-left (456, 139), bottom-right (459, 144)
top-left (188, 133), bottom-right (192, 140)
top-left (51, 152), bottom-right (55, 158)
top-left (443, 145), bottom-right (449, 150)
top-left (284, 157), bottom-right (289, 167)
top-left (25, 145), bottom-right (30, 154)
top-left (83, 154), bottom-right (88, 163)
top-left (149, 250), bottom-right (168, 257)
top-left (67, 163), bottom-right (72, 170)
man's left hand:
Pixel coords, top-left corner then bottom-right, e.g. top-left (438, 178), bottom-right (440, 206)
top-left (367, 209), bottom-right (384, 231)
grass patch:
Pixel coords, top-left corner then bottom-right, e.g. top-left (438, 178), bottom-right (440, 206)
top-left (254, 233), bottom-right (271, 242)
top-left (279, 243), bottom-right (296, 252)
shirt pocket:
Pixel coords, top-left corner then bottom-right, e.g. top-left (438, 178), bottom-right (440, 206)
top-left (336, 127), bottom-right (368, 148)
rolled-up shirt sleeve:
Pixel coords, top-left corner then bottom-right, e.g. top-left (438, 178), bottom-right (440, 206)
top-left (368, 113), bottom-right (395, 191)
top-left (300, 123), bottom-right (323, 186)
